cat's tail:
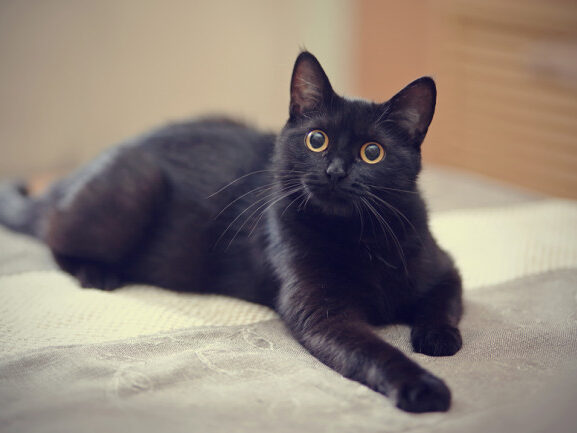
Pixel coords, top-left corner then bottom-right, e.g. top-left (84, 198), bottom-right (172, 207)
top-left (0, 179), bottom-right (42, 237)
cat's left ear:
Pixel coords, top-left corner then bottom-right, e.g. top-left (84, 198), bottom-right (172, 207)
top-left (386, 77), bottom-right (436, 146)
top-left (289, 52), bottom-right (335, 120)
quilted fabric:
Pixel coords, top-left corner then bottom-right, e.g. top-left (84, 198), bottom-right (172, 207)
top-left (1, 168), bottom-right (576, 432)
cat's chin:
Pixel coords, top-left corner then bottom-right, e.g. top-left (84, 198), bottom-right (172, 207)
top-left (316, 202), bottom-right (355, 218)
top-left (306, 189), bottom-right (356, 218)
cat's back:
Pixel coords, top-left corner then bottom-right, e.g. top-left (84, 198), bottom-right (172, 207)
top-left (142, 117), bottom-right (274, 191)
top-left (45, 117), bottom-right (275, 217)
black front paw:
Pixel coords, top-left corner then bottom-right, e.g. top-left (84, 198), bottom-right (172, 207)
top-left (55, 255), bottom-right (124, 291)
top-left (394, 372), bottom-right (451, 413)
top-left (75, 264), bottom-right (123, 291)
top-left (411, 325), bottom-right (462, 356)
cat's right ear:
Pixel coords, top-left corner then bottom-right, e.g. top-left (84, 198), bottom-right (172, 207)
top-left (289, 52), bottom-right (334, 120)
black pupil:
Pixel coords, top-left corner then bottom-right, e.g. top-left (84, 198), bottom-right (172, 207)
top-left (309, 132), bottom-right (325, 149)
top-left (364, 144), bottom-right (381, 161)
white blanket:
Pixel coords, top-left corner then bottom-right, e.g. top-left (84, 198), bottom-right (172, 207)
top-left (1, 168), bottom-right (576, 432)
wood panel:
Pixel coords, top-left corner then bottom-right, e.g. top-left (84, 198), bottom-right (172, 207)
top-left (357, 0), bottom-right (577, 198)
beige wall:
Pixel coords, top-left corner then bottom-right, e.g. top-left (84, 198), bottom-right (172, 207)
top-left (0, 0), bottom-right (354, 176)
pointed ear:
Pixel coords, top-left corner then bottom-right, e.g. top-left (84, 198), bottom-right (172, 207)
top-left (387, 77), bottom-right (436, 144)
top-left (289, 52), bottom-right (334, 119)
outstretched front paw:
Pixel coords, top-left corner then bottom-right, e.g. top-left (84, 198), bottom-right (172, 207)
top-left (411, 325), bottom-right (462, 356)
top-left (394, 372), bottom-right (451, 413)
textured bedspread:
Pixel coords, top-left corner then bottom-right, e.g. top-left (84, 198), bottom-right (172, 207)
top-left (1, 168), bottom-right (576, 432)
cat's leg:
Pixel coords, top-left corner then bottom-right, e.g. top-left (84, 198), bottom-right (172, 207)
top-left (278, 281), bottom-right (452, 413)
top-left (53, 255), bottom-right (124, 290)
top-left (410, 267), bottom-right (463, 357)
top-left (42, 149), bottom-right (166, 290)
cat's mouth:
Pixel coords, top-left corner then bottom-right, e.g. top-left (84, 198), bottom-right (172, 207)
top-left (303, 180), bottom-right (359, 216)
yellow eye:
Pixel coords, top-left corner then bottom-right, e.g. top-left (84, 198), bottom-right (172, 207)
top-left (360, 142), bottom-right (385, 164)
top-left (305, 130), bottom-right (329, 152)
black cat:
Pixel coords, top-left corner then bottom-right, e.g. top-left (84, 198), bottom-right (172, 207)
top-left (0, 52), bottom-right (462, 413)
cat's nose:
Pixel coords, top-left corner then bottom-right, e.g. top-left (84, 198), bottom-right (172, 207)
top-left (326, 159), bottom-right (347, 183)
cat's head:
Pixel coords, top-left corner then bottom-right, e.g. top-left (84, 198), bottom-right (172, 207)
top-left (274, 51), bottom-right (436, 217)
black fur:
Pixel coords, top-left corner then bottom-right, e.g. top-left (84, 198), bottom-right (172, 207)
top-left (0, 52), bottom-right (462, 412)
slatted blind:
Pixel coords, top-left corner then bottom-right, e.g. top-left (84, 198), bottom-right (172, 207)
top-left (429, 0), bottom-right (577, 198)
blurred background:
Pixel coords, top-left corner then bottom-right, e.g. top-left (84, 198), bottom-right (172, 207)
top-left (1, 0), bottom-right (576, 198)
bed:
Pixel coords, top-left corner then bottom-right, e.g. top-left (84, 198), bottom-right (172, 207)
top-left (1, 166), bottom-right (576, 433)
